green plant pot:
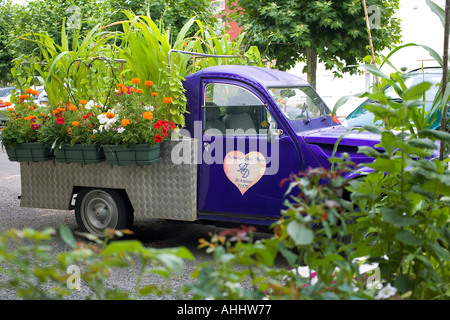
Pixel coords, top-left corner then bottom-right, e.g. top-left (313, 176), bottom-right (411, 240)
top-left (56, 144), bottom-right (105, 164)
top-left (102, 144), bottom-right (161, 166)
top-left (4, 142), bottom-right (55, 162)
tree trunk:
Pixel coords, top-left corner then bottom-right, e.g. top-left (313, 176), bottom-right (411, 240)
top-left (306, 47), bottom-right (317, 90)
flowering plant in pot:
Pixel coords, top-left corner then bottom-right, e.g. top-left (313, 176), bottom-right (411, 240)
top-left (37, 100), bottom-right (104, 163)
top-left (0, 88), bottom-right (53, 162)
top-left (95, 78), bottom-right (177, 165)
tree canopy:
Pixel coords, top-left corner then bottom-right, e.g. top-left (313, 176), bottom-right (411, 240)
top-left (0, 0), bottom-right (215, 84)
top-left (227, 0), bottom-right (402, 88)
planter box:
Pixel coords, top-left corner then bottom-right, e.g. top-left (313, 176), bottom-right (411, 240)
top-left (102, 144), bottom-right (161, 166)
top-left (56, 144), bottom-right (105, 164)
top-left (4, 142), bottom-right (55, 162)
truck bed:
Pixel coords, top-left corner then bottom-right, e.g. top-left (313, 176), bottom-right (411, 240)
top-left (19, 139), bottom-right (198, 221)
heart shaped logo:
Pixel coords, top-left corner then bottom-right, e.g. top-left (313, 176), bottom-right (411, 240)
top-left (223, 151), bottom-right (267, 195)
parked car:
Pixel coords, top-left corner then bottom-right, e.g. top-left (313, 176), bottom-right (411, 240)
top-left (0, 86), bottom-right (16, 127)
top-left (0, 86), bottom-right (45, 127)
top-left (0, 86), bottom-right (16, 104)
top-left (345, 67), bottom-right (449, 130)
top-left (36, 90), bottom-right (48, 106)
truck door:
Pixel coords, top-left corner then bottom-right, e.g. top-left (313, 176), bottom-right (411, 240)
top-left (198, 81), bottom-right (302, 222)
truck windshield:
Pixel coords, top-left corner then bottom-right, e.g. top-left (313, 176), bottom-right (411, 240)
top-left (268, 87), bottom-right (328, 121)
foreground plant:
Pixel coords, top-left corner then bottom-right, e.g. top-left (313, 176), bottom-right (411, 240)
top-left (344, 66), bottom-right (450, 300)
top-left (0, 226), bottom-right (194, 300)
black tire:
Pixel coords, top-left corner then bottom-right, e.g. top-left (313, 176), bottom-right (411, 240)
top-left (75, 188), bottom-right (133, 237)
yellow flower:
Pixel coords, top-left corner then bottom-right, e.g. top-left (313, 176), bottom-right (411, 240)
top-left (163, 97), bottom-right (172, 104)
top-left (106, 112), bottom-right (115, 119)
top-left (143, 111), bottom-right (153, 120)
top-left (121, 119), bottom-right (130, 127)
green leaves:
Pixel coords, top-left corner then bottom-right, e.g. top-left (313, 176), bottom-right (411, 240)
top-left (287, 220), bottom-right (314, 246)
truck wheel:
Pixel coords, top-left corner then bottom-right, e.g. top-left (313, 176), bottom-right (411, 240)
top-left (75, 188), bottom-right (133, 237)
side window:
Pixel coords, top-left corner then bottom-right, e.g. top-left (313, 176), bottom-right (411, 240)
top-left (203, 83), bottom-right (269, 135)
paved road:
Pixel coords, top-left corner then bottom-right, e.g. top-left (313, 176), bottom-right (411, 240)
top-left (0, 148), bottom-right (275, 300)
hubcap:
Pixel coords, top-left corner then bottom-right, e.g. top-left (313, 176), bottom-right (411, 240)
top-left (81, 190), bottom-right (119, 236)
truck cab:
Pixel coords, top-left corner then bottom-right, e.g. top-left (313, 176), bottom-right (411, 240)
top-left (182, 65), bottom-right (380, 225)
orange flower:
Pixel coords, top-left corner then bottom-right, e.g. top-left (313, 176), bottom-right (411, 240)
top-left (57, 107), bottom-right (66, 112)
top-left (72, 121), bottom-right (80, 127)
top-left (117, 83), bottom-right (125, 88)
top-left (152, 92), bottom-right (158, 97)
top-left (121, 119), bottom-right (130, 127)
top-left (130, 87), bottom-right (136, 93)
top-left (106, 112), bottom-right (115, 119)
top-left (67, 127), bottom-right (72, 135)
top-left (19, 94), bottom-right (28, 101)
top-left (163, 97), bottom-right (172, 104)
top-left (7, 108), bottom-right (14, 112)
top-left (144, 80), bottom-right (154, 87)
top-left (25, 88), bottom-right (33, 94)
top-left (80, 100), bottom-right (87, 105)
top-left (69, 104), bottom-right (77, 111)
top-left (32, 90), bottom-right (39, 96)
top-left (52, 109), bottom-right (60, 115)
top-left (136, 89), bottom-right (143, 94)
top-left (131, 78), bottom-right (140, 85)
top-left (143, 111), bottom-right (153, 120)
top-left (5, 101), bottom-right (12, 107)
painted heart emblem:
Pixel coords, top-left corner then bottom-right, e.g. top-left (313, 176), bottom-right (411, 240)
top-left (223, 151), bottom-right (267, 195)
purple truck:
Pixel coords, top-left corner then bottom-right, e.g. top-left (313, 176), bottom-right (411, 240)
top-left (19, 65), bottom-right (380, 236)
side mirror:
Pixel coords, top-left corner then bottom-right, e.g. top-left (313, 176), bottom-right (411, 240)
top-left (268, 121), bottom-right (282, 143)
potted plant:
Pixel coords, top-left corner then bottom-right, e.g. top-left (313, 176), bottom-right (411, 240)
top-left (38, 100), bottom-right (105, 164)
top-left (0, 88), bottom-right (54, 162)
top-left (96, 78), bottom-right (176, 165)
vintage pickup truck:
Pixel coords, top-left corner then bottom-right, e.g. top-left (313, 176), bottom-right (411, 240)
top-left (19, 65), bottom-right (380, 236)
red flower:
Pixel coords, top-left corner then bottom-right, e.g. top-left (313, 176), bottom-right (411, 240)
top-left (154, 134), bottom-right (163, 143)
top-left (169, 121), bottom-right (176, 130)
top-left (56, 117), bottom-right (65, 125)
top-left (83, 112), bottom-right (94, 120)
top-left (154, 120), bottom-right (163, 129)
top-left (162, 127), bottom-right (168, 137)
